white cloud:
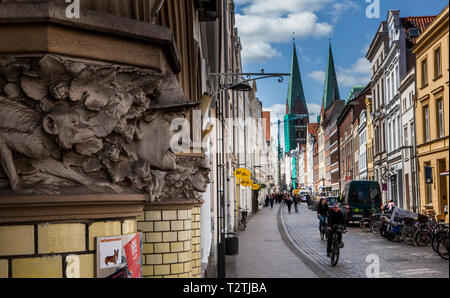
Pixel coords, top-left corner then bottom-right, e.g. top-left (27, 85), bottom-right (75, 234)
top-left (242, 41), bottom-right (281, 62)
top-left (238, 0), bottom-right (332, 17)
top-left (327, 0), bottom-right (359, 23)
top-left (235, 13), bottom-right (333, 45)
top-left (265, 104), bottom-right (286, 118)
top-left (336, 57), bottom-right (371, 87)
top-left (235, 0), bottom-right (334, 63)
top-left (307, 103), bottom-right (322, 123)
top-left (308, 70), bottom-right (326, 83)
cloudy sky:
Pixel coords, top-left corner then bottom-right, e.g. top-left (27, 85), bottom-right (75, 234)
top-left (234, 0), bottom-right (447, 131)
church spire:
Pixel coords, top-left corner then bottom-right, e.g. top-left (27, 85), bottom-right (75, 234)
top-left (322, 41), bottom-right (340, 110)
top-left (286, 42), bottom-right (308, 115)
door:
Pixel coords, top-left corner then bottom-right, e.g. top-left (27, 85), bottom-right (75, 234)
top-left (405, 173), bottom-right (410, 211)
top-left (438, 159), bottom-right (448, 220)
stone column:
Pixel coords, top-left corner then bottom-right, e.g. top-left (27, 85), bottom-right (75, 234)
top-left (0, 1), bottom-right (204, 278)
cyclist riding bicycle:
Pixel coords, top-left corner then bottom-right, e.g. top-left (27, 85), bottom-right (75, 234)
top-left (317, 197), bottom-right (329, 231)
top-left (327, 203), bottom-right (347, 257)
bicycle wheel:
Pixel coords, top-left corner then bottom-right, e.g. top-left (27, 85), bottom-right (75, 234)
top-left (360, 218), bottom-right (372, 233)
top-left (371, 220), bottom-right (381, 234)
top-left (402, 226), bottom-right (415, 245)
top-left (414, 229), bottom-right (431, 246)
top-left (331, 240), bottom-right (340, 266)
top-left (432, 231), bottom-right (446, 253)
top-left (437, 236), bottom-right (449, 260)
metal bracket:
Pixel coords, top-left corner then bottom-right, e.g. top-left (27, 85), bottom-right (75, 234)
top-left (208, 69), bottom-right (290, 97)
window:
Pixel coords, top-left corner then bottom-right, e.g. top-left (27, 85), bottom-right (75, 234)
top-left (397, 115), bottom-right (401, 149)
top-left (421, 59), bottom-right (428, 87)
top-left (388, 122), bottom-right (392, 152)
top-left (434, 47), bottom-right (441, 77)
top-left (393, 118), bottom-right (397, 150)
top-left (410, 123), bottom-right (415, 147)
top-left (387, 77), bottom-right (391, 102)
top-left (437, 98), bottom-right (444, 138)
top-left (391, 73), bottom-right (394, 99)
top-left (404, 126), bottom-right (408, 147)
top-left (424, 105), bottom-right (430, 142)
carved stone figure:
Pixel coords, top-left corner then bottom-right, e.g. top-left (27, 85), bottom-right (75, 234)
top-left (0, 54), bottom-right (204, 200)
top-left (157, 155), bottom-right (211, 202)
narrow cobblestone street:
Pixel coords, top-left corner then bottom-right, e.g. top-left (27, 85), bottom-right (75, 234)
top-left (228, 202), bottom-right (449, 278)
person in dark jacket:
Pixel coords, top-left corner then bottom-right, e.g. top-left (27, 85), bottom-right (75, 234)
top-left (293, 195), bottom-right (300, 213)
top-left (269, 195), bottom-right (274, 209)
top-left (317, 198), bottom-right (329, 229)
top-left (285, 195), bottom-right (293, 213)
top-left (327, 204), bottom-right (347, 257)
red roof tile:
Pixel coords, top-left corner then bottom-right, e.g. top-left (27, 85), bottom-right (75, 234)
top-left (401, 16), bottom-right (437, 44)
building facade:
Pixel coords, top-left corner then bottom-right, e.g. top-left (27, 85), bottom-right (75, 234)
top-left (413, 5), bottom-right (449, 222)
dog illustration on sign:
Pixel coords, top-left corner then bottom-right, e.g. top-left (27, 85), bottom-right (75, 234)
top-left (105, 249), bottom-right (119, 266)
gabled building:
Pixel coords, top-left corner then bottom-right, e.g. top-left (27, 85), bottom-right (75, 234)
top-left (413, 5), bottom-right (449, 222)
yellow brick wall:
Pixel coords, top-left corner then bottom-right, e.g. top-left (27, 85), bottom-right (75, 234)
top-left (139, 205), bottom-right (202, 278)
top-left (0, 218), bottom-right (137, 278)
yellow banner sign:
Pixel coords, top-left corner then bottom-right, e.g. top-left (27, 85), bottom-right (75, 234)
top-left (240, 178), bottom-right (252, 187)
top-left (234, 168), bottom-right (251, 179)
top-left (251, 184), bottom-right (260, 190)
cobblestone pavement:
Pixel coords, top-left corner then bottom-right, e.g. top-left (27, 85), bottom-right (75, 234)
top-left (280, 203), bottom-right (449, 278)
top-left (226, 203), bottom-right (318, 278)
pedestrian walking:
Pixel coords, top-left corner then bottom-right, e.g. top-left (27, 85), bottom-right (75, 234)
top-left (269, 195), bottom-right (274, 209)
top-left (285, 195), bottom-right (293, 213)
top-left (293, 195), bottom-right (300, 213)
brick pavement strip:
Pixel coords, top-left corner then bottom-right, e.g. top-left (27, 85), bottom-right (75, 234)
top-left (280, 203), bottom-right (449, 278)
top-left (226, 204), bottom-right (318, 278)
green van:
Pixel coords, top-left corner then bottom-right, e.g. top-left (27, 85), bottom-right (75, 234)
top-left (340, 181), bottom-right (382, 224)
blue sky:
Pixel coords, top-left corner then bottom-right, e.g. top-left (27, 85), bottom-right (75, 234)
top-left (234, 0), bottom-right (448, 124)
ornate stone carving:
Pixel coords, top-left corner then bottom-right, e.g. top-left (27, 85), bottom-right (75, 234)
top-left (0, 54), bottom-right (204, 202)
top-left (157, 155), bottom-right (211, 203)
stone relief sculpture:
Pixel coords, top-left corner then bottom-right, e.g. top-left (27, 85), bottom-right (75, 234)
top-left (0, 54), bottom-right (207, 202)
top-left (157, 156), bottom-right (211, 202)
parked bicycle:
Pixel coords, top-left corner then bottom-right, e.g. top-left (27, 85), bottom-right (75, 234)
top-left (436, 230), bottom-right (449, 260)
top-left (360, 212), bottom-right (382, 233)
top-left (414, 214), bottom-right (438, 246)
top-left (432, 223), bottom-right (449, 254)
top-left (238, 208), bottom-right (248, 231)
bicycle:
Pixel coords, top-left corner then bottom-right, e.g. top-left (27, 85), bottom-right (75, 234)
top-left (401, 217), bottom-right (419, 245)
top-left (329, 225), bottom-right (346, 267)
top-left (414, 214), bottom-right (438, 246)
top-left (239, 209), bottom-right (248, 231)
top-left (430, 223), bottom-right (448, 252)
top-left (319, 216), bottom-right (328, 240)
top-left (360, 212), bottom-right (382, 233)
top-left (436, 230), bottom-right (449, 260)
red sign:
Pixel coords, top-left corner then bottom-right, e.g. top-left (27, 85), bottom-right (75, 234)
top-left (124, 233), bottom-right (142, 278)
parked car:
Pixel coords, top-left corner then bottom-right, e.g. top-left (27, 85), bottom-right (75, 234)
top-left (326, 196), bottom-right (339, 206)
top-left (340, 181), bottom-right (382, 224)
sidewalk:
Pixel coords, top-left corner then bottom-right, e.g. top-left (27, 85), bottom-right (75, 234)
top-left (226, 204), bottom-right (318, 278)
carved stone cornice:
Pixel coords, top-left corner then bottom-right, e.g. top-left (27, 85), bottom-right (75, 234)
top-left (0, 193), bottom-right (146, 224)
top-left (0, 1), bottom-right (181, 73)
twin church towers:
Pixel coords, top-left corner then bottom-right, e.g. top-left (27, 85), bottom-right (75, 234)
top-left (284, 41), bottom-right (340, 188)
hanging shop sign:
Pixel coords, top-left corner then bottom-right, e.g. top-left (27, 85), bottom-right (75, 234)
top-left (240, 178), bottom-right (252, 187)
top-left (234, 168), bottom-right (251, 179)
top-left (252, 184), bottom-right (260, 190)
top-left (96, 232), bottom-right (143, 278)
